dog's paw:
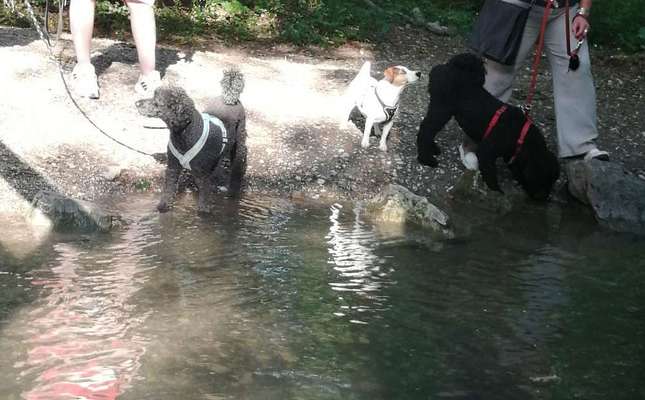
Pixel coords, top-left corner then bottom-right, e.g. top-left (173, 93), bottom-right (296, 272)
top-left (197, 206), bottom-right (210, 214)
top-left (430, 141), bottom-right (442, 155)
top-left (361, 138), bottom-right (370, 148)
top-left (418, 154), bottom-right (439, 168)
top-left (157, 200), bottom-right (170, 213)
top-left (379, 143), bottom-right (388, 152)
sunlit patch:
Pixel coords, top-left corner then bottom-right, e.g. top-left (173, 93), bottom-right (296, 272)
top-left (239, 58), bottom-right (343, 122)
top-left (0, 190), bottom-right (52, 260)
top-left (325, 204), bottom-right (395, 322)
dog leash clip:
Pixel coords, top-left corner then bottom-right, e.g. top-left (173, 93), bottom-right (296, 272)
top-left (520, 104), bottom-right (532, 115)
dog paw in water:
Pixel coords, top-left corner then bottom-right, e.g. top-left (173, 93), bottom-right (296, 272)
top-left (157, 201), bottom-right (170, 213)
top-left (418, 154), bottom-right (439, 168)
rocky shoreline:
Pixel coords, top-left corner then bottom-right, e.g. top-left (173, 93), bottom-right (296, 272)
top-left (1, 25), bottom-right (644, 223)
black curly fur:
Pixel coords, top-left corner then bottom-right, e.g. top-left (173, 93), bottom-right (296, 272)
top-left (136, 85), bottom-right (247, 212)
top-left (417, 53), bottom-right (560, 201)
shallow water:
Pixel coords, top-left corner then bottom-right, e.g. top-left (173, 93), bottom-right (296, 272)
top-left (0, 193), bottom-right (643, 400)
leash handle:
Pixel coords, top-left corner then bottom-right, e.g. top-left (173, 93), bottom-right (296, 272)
top-left (525, 0), bottom-right (554, 114)
top-left (564, 0), bottom-right (583, 71)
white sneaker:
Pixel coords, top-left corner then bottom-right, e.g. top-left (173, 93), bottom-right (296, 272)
top-left (583, 148), bottom-right (610, 161)
top-left (71, 63), bottom-right (99, 99)
top-left (459, 143), bottom-right (479, 171)
top-left (134, 71), bottom-right (161, 97)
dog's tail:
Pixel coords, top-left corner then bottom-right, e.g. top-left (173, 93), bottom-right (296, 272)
top-left (345, 61), bottom-right (372, 99)
top-left (338, 61), bottom-right (372, 126)
top-left (221, 68), bottom-right (245, 105)
top-left (358, 61), bottom-right (371, 78)
top-left (352, 61), bottom-right (371, 88)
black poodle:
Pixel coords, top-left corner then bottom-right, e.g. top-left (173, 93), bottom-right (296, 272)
top-left (416, 53), bottom-right (560, 201)
top-left (136, 78), bottom-right (247, 213)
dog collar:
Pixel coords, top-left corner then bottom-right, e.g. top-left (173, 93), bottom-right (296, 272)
top-left (374, 87), bottom-right (399, 123)
top-left (168, 113), bottom-right (227, 170)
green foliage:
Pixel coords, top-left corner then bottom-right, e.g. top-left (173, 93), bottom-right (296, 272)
top-left (133, 178), bottom-right (152, 191)
top-left (590, 0), bottom-right (645, 52)
top-left (95, 0), bottom-right (130, 38)
top-left (1, 0), bottom-right (642, 52)
top-left (0, 7), bottom-right (31, 28)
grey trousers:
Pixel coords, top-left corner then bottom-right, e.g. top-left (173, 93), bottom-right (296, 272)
top-left (483, 5), bottom-right (598, 158)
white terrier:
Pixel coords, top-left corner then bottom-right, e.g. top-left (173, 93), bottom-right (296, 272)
top-left (340, 61), bottom-right (420, 151)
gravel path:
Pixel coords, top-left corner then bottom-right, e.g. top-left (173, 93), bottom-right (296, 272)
top-left (1, 25), bottom-right (643, 214)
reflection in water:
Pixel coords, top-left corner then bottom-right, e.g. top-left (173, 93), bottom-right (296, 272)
top-left (326, 203), bottom-right (393, 323)
top-left (0, 194), bottom-right (643, 400)
top-left (496, 245), bottom-right (575, 375)
top-left (18, 216), bottom-right (159, 399)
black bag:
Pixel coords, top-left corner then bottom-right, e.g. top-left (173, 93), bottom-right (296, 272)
top-left (469, 0), bottom-right (533, 65)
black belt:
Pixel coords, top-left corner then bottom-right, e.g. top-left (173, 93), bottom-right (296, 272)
top-left (521, 0), bottom-right (578, 8)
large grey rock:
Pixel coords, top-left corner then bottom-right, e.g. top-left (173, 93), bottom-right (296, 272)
top-left (566, 160), bottom-right (645, 235)
top-left (365, 184), bottom-right (454, 238)
top-left (28, 191), bottom-right (118, 233)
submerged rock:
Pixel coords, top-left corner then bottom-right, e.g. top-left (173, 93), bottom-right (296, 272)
top-left (28, 191), bottom-right (119, 233)
top-left (565, 160), bottom-right (645, 235)
top-left (448, 171), bottom-right (515, 214)
top-left (364, 184), bottom-right (454, 238)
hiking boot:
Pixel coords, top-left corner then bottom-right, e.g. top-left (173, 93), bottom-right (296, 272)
top-left (134, 70), bottom-right (161, 97)
top-left (71, 63), bottom-right (99, 99)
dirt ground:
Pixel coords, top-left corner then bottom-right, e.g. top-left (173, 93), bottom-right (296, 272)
top-left (1, 25), bottom-right (644, 214)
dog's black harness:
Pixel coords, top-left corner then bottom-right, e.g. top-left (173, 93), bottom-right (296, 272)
top-left (374, 87), bottom-right (399, 123)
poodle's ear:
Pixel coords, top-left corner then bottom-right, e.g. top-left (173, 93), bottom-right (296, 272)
top-left (449, 53), bottom-right (486, 87)
top-left (428, 64), bottom-right (457, 105)
top-left (169, 86), bottom-right (194, 109)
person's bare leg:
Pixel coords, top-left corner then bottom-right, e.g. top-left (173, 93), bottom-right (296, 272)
top-left (70, 0), bottom-right (99, 98)
top-left (70, 0), bottom-right (95, 65)
top-left (126, 0), bottom-right (156, 75)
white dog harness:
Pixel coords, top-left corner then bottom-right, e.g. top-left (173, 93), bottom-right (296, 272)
top-left (374, 87), bottom-right (399, 123)
top-left (168, 113), bottom-right (227, 170)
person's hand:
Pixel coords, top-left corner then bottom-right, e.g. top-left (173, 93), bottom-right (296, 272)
top-left (572, 15), bottom-right (590, 41)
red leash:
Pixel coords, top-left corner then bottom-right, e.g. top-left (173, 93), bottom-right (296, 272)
top-left (524, 0), bottom-right (554, 112)
top-left (483, 105), bottom-right (508, 140)
top-left (509, 119), bottom-right (533, 163)
top-left (483, 0), bottom-right (565, 164)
